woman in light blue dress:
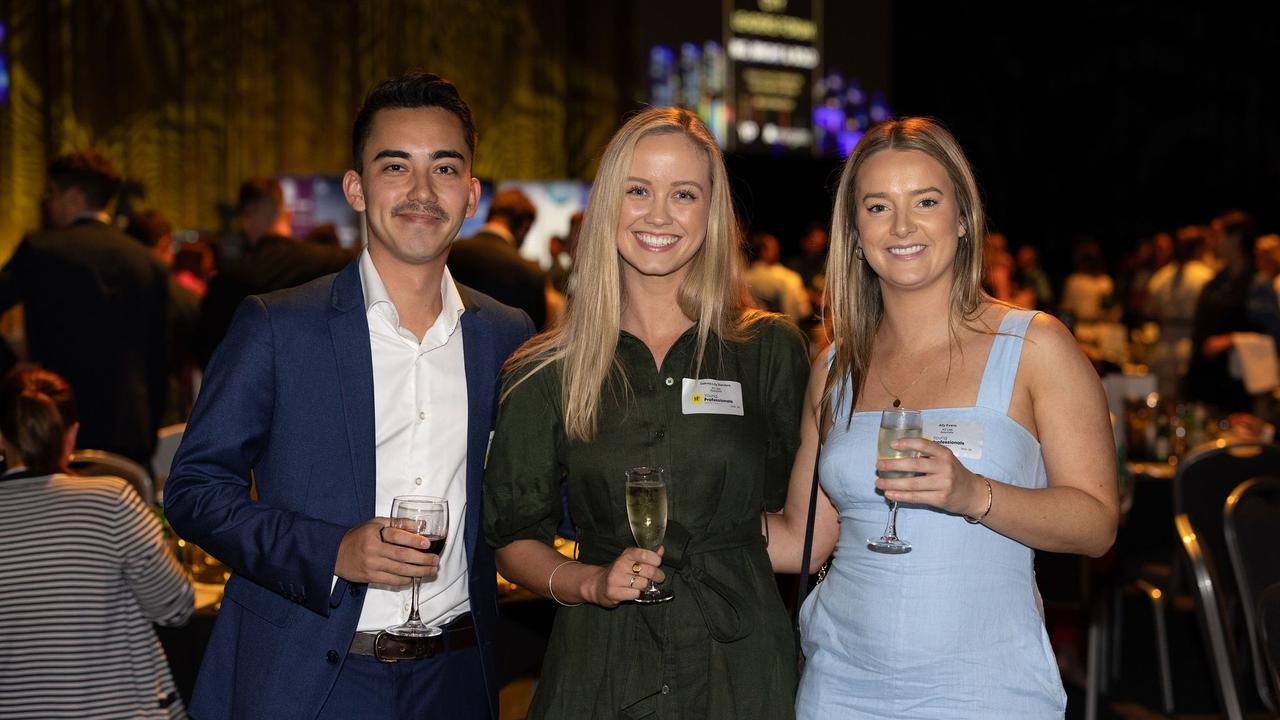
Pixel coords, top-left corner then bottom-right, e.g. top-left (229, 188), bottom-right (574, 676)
top-left (768, 118), bottom-right (1119, 719)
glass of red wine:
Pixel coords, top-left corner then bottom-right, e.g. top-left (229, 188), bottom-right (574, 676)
top-left (385, 495), bottom-right (449, 638)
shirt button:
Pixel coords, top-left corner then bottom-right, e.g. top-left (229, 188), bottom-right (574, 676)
top-left (654, 430), bottom-right (665, 440)
top-left (414, 477), bottom-right (423, 486)
top-left (664, 377), bottom-right (674, 386)
top-left (661, 684), bottom-right (670, 695)
top-left (418, 411), bottom-right (426, 421)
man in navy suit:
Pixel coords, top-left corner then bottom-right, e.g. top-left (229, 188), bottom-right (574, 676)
top-left (165, 73), bottom-right (533, 719)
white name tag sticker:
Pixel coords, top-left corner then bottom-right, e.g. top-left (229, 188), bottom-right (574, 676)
top-left (925, 420), bottom-right (984, 460)
top-left (681, 378), bottom-right (745, 416)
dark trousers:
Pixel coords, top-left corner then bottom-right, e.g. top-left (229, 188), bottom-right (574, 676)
top-left (316, 645), bottom-right (490, 720)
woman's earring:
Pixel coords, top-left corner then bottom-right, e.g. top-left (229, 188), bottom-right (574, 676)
top-left (854, 245), bottom-right (865, 261)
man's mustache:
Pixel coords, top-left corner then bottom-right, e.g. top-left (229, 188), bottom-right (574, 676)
top-left (391, 202), bottom-right (448, 221)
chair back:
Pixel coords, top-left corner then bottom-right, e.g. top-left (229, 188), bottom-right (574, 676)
top-left (150, 423), bottom-right (186, 497)
top-left (1260, 582), bottom-right (1280, 708)
top-left (1173, 441), bottom-right (1280, 719)
top-left (1176, 443), bottom-right (1280, 631)
top-left (1225, 476), bottom-right (1280, 711)
top-left (69, 449), bottom-right (155, 506)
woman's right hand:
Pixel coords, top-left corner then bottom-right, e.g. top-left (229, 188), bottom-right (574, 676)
top-left (584, 546), bottom-right (665, 608)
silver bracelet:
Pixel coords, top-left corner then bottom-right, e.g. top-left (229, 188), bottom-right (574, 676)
top-left (548, 559), bottom-right (583, 607)
top-left (964, 475), bottom-right (993, 524)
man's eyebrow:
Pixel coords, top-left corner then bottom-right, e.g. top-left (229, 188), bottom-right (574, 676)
top-left (372, 149), bottom-right (410, 162)
top-left (371, 149), bottom-right (466, 163)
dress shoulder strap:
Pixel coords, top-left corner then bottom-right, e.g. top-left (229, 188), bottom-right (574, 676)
top-left (975, 308), bottom-right (1041, 414)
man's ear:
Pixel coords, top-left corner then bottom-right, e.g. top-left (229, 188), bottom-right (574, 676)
top-left (342, 170), bottom-right (367, 213)
top-left (464, 177), bottom-right (481, 219)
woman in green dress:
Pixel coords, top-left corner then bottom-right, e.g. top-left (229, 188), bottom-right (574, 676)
top-left (483, 107), bottom-right (809, 719)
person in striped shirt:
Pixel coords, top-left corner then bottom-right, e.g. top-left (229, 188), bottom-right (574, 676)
top-left (0, 367), bottom-right (193, 719)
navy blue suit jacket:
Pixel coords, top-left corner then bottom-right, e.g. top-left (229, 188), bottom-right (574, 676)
top-left (165, 260), bottom-right (533, 719)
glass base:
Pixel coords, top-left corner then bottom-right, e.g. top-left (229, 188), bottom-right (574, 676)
top-left (634, 586), bottom-right (675, 604)
top-left (867, 536), bottom-right (912, 554)
top-left (384, 621), bottom-right (442, 638)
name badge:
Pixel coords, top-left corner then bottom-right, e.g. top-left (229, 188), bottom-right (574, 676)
top-left (925, 420), bottom-right (984, 460)
top-left (681, 378), bottom-right (745, 416)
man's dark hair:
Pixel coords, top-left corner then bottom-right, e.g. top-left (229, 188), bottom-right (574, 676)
top-left (236, 177), bottom-right (284, 216)
top-left (47, 150), bottom-right (123, 210)
top-left (487, 189), bottom-right (536, 227)
top-left (351, 72), bottom-right (477, 173)
top-left (125, 209), bottom-right (173, 248)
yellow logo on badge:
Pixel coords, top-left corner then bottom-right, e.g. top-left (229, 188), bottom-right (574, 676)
top-left (691, 393), bottom-right (703, 404)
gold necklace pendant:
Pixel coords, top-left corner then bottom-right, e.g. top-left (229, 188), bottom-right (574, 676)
top-left (877, 363), bottom-right (932, 409)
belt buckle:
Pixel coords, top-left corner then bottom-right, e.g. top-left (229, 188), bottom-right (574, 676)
top-left (373, 631), bottom-right (436, 663)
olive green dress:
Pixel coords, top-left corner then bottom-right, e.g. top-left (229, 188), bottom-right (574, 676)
top-left (484, 317), bottom-right (808, 720)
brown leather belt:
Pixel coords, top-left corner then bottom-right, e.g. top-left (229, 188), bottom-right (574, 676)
top-left (348, 612), bottom-right (476, 663)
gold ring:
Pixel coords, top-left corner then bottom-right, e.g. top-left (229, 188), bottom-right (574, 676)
top-left (628, 575), bottom-right (637, 588)
top-left (632, 562), bottom-right (642, 574)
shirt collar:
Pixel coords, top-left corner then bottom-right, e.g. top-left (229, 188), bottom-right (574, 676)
top-left (70, 210), bottom-right (112, 226)
top-left (479, 221), bottom-right (515, 246)
top-left (358, 249), bottom-right (465, 333)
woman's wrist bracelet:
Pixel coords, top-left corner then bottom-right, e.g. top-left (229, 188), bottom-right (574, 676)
top-left (964, 475), bottom-right (993, 524)
top-left (548, 559), bottom-right (583, 607)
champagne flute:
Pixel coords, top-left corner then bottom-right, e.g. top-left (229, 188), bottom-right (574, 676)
top-left (385, 495), bottom-right (449, 637)
top-left (868, 409), bottom-right (922, 554)
top-left (624, 466), bottom-right (674, 604)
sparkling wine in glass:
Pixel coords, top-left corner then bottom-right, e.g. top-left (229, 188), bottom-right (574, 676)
top-left (625, 466), bottom-right (673, 604)
top-left (385, 496), bottom-right (449, 637)
top-left (868, 409), bottom-right (922, 554)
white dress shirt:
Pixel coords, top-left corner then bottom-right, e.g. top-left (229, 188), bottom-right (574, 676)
top-left (355, 249), bottom-right (470, 632)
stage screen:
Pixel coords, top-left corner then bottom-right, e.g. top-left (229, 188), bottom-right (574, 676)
top-left (495, 180), bottom-right (591, 269)
top-left (277, 175), bottom-right (361, 248)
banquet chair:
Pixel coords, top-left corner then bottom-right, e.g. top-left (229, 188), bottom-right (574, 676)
top-left (150, 423), bottom-right (186, 499)
top-left (1174, 441), bottom-right (1280, 720)
top-left (69, 449), bottom-right (156, 506)
top-left (1260, 583), bottom-right (1280, 707)
top-left (1224, 475), bottom-right (1280, 711)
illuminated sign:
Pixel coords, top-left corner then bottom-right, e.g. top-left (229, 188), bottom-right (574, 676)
top-left (726, 0), bottom-right (820, 154)
top-left (0, 23), bottom-right (9, 106)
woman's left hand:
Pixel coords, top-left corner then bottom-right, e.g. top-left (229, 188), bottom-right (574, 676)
top-left (875, 437), bottom-right (988, 518)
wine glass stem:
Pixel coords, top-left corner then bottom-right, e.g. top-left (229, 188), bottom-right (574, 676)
top-left (884, 501), bottom-right (900, 540)
top-left (407, 577), bottom-right (422, 624)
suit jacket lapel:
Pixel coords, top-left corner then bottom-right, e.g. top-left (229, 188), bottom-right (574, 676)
top-left (458, 285), bottom-right (495, 569)
top-left (329, 263), bottom-right (377, 518)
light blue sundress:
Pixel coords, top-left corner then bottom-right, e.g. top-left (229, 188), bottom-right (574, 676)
top-left (797, 309), bottom-right (1067, 719)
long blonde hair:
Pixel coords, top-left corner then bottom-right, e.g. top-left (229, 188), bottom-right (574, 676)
top-left (823, 117), bottom-right (989, 426)
top-left (504, 107), bottom-right (760, 441)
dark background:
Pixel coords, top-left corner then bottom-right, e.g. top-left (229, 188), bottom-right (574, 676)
top-left (4, 1), bottom-right (1278, 289)
top-left (731, 2), bottom-right (1280, 286)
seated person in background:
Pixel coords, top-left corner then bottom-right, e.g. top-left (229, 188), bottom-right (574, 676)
top-left (127, 208), bottom-right (201, 424)
top-left (0, 149), bottom-right (170, 468)
top-left (1059, 237), bottom-right (1117, 327)
top-left (744, 230), bottom-right (812, 324)
top-left (1145, 226), bottom-right (1215, 399)
top-left (0, 367), bottom-right (193, 719)
top-left (194, 177), bottom-right (355, 365)
top-left (1188, 211), bottom-right (1280, 414)
top-left (449, 188), bottom-right (550, 329)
